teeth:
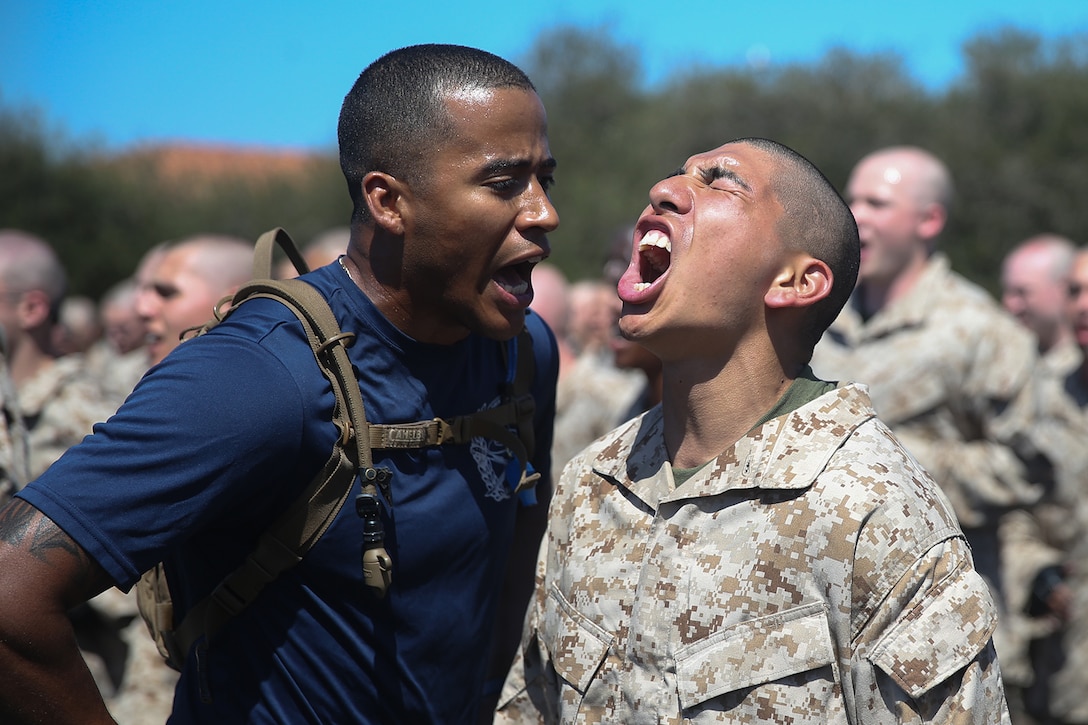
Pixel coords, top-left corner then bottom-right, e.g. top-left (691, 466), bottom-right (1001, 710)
top-left (633, 282), bottom-right (651, 291)
top-left (639, 230), bottom-right (671, 253)
top-left (498, 279), bottom-right (529, 295)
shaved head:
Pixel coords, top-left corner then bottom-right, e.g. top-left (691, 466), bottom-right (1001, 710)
top-left (137, 234), bottom-right (253, 365)
top-left (1001, 233), bottom-right (1076, 352)
top-left (854, 146), bottom-right (954, 211)
top-left (0, 229), bottom-right (67, 320)
top-left (167, 235), bottom-right (254, 292)
top-left (732, 138), bottom-right (860, 352)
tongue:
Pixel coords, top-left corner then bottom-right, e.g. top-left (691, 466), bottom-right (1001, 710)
top-left (642, 246), bottom-right (670, 282)
top-left (494, 267), bottom-right (529, 295)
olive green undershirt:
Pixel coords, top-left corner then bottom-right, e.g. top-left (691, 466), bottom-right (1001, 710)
top-left (671, 366), bottom-right (836, 488)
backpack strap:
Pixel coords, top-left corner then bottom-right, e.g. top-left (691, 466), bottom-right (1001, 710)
top-left (363, 327), bottom-right (538, 494)
top-left (163, 227), bottom-right (538, 666)
top-left (169, 277), bottom-right (392, 666)
top-left (254, 226), bottom-right (310, 278)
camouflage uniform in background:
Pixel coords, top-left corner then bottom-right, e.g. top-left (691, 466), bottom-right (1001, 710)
top-left (67, 343), bottom-right (173, 723)
top-left (1000, 365), bottom-right (1088, 723)
top-left (18, 353), bottom-right (117, 480)
top-left (106, 615), bottom-right (179, 725)
top-left (17, 353), bottom-right (134, 703)
top-left (1041, 337), bottom-right (1081, 379)
top-left (82, 339), bottom-right (150, 411)
top-left (809, 253), bottom-right (1048, 679)
top-left (0, 349), bottom-right (30, 503)
top-left (498, 384), bottom-right (1010, 723)
top-left (551, 354), bottom-right (643, 479)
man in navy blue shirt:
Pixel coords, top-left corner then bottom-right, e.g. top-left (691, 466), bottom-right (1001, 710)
top-left (0, 44), bottom-right (559, 724)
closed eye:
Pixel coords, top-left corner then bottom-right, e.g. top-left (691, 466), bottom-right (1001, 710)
top-left (698, 165), bottom-right (751, 192)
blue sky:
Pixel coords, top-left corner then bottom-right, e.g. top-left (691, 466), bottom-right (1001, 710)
top-left (2, 0), bottom-right (1086, 152)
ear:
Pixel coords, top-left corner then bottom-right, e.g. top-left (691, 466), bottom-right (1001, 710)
top-left (362, 171), bottom-right (410, 236)
top-left (916, 201), bottom-right (947, 242)
top-left (17, 289), bottom-right (53, 329)
top-left (764, 254), bottom-right (833, 310)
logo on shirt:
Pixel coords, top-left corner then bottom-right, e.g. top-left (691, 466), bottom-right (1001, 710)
top-left (471, 395), bottom-right (513, 502)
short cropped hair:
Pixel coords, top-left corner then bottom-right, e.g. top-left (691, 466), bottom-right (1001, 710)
top-left (0, 229), bottom-right (68, 322)
top-left (164, 234), bottom-right (254, 296)
top-left (338, 44), bottom-right (536, 224)
top-left (733, 138), bottom-right (860, 357)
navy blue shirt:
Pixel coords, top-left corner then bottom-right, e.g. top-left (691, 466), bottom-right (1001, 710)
top-left (19, 263), bottom-right (558, 723)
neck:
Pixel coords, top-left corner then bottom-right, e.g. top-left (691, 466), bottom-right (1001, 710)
top-left (1039, 324), bottom-right (1073, 356)
top-left (342, 246), bottom-right (470, 346)
top-left (661, 346), bottom-right (794, 469)
top-left (9, 337), bottom-right (56, 388)
top-left (860, 252), bottom-right (931, 318)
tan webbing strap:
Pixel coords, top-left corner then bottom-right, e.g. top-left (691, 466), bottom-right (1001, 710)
top-left (171, 278), bottom-right (375, 660)
top-left (167, 258), bottom-right (537, 662)
top-left (360, 327), bottom-right (538, 492)
top-left (252, 227), bottom-right (310, 280)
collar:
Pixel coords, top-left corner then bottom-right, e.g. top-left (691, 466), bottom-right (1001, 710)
top-left (833, 253), bottom-right (952, 342)
top-left (591, 383), bottom-right (877, 509)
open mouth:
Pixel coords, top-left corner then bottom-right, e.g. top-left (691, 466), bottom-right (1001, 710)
top-left (633, 230), bottom-right (671, 291)
top-left (493, 256), bottom-right (545, 297)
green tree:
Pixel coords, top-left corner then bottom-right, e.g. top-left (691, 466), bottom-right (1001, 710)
top-left (520, 25), bottom-right (657, 280)
top-left (937, 29), bottom-right (1088, 291)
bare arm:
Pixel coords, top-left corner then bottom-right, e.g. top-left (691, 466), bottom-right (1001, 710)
top-left (0, 499), bottom-right (118, 724)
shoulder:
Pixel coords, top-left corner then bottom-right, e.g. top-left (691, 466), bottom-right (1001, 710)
top-left (919, 266), bottom-right (1038, 379)
top-left (19, 355), bottom-right (113, 421)
top-left (819, 410), bottom-right (969, 586)
top-left (827, 411), bottom-right (960, 525)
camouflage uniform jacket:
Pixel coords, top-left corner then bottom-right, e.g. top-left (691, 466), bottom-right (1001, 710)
top-left (18, 354), bottom-right (116, 480)
top-left (552, 354), bottom-right (644, 478)
top-left (497, 383), bottom-right (1010, 724)
top-left (1000, 366), bottom-right (1088, 721)
top-left (810, 253), bottom-right (1046, 533)
top-left (83, 339), bottom-right (149, 411)
top-left (0, 352), bottom-right (29, 502)
top-left (1041, 337), bottom-right (1081, 379)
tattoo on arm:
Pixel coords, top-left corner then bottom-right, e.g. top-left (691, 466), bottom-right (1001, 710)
top-left (0, 499), bottom-right (111, 598)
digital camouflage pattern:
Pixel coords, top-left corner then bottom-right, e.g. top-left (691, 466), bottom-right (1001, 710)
top-left (82, 339), bottom-right (150, 412)
top-left (0, 349), bottom-right (29, 503)
top-left (808, 253), bottom-right (1049, 674)
top-left (1040, 337), bottom-right (1081, 380)
top-left (1000, 362), bottom-right (1088, 722)
top-left (551, 354), bottom-right (643, 478)
top-left (17, 353), bottom-right (117, 480)
top-left (498, 384), bottom-right (1010, 723)
top-left (810, 254), bottom-right (1046, 533)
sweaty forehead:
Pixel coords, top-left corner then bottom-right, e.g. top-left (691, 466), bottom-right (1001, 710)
top-left (851, 154), bottom-right (919, 193)
top-left (687, 142), bottom-right (760, 168)
top-left (685, 143), bottom-right (775, 190)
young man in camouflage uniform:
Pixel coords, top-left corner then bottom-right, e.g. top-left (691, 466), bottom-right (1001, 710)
top-left (0, 230), bottom-right (116, 481)
top-left (1000, 246), bottom-right (1088, 723)
top-left (807, 147), bottom-right (1050, 705)
top-left (1001, 233), bottom-right (1080, 377)
top-left (0, 343), bottom-right (28, 503)
top-left (497, 138), bottom-right (1010, 722)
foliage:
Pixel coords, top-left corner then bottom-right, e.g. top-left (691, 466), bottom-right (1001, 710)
top-left (2, 26), bottom-right (1087, 299)
top-left (0, 101), bottom-right (350, 298)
